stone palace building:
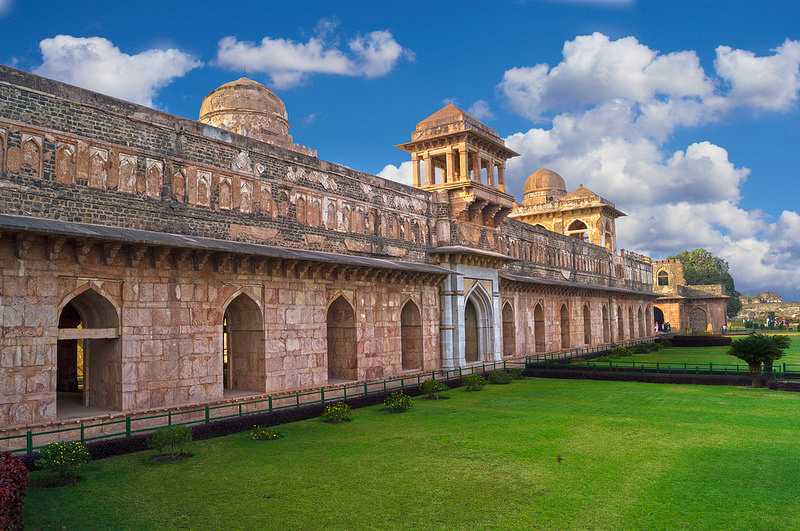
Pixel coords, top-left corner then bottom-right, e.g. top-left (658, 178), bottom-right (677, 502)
top-left (0, 66), bottom-right (694, 430)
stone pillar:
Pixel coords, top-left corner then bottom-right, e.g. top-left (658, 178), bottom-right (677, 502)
top-left (498, 162), bottom-right (506, 192)
top-left (491, 285), bottom-right (503, 361)
top-left (459, 148), bottom-right (468, 181)
top-left (411, 153), bottom-right (420, 187)
top-left (424, 153), bottom-right (434, 186)
top-left (445, 148), bottom-right (454, 184)
top-left (472, 151), bottom-right (481, 182)
top-left (439, 272), bottom-right (462, 369)
top-left (486, 159), bottom-right (495, 187)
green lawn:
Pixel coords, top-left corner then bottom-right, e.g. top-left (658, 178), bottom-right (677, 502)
top-left (24, 379), bottom-right (800, 530)
top-left (593, 334), bottom-right (800, 366)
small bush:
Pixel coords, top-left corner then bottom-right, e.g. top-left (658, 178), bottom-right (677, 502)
top-left (250, 426), bottom-right (283, 441)
top-left (384, 392), bottom-right (413, 412)
top-left (464, 373), bottom-right (486, 391)
top-left (0, 453), bottom-right (29, 530)
top-left (610, 346), bottom-right (633, 357)
top-left (36, 441), bottom-right (90, 482)
top-left (321, 402), bottom-right (353, 423)
top-left (487, 370), bottom-right (513, 384)
top-left (419, 379), bottom-right (448, 399)
top-left (506, 368), bottom-right (525, 379)
top-left (149, 425), bottom-right (192, 457)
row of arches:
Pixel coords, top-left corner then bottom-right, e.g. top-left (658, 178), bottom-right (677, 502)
top-left (499, 300), bottom-right (654, 356)
top-left (55, 288), bottom-right (427, 417)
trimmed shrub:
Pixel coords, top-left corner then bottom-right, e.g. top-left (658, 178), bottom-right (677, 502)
top-left (631, 343), bottom-right (649, 354)
top-left (321, 402), bottom-right (353, 423)
top-left (384, 392), bottom-right (413, 412)
top-left (610, 346), bottom-right (633, 357)
top-left (36, 441), bottom-right (90, 482)
top-left (250, 426), bottom-right (283, 441)
top-left (419, 379), bottom-right (447, 399)
top-left (464, 374), bottom-right (486, 391)
top-left (506, 368), bottom-right (525, 379)
top-left (0, 453), bottom-right (29, 531)
top-left (487, 370), bottom-right (513, 385)
top-left (671, 335), bottom-right (732, 347)
top-left (149, 425), bottom-right (192, 458)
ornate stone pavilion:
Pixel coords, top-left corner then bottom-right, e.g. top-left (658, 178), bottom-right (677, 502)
top-left (651, 259), bottom-right (728, 333)
top-left (0, 66), bottom-right (657, 430)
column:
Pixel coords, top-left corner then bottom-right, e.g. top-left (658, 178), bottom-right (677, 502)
top-left (424, 153), bottom-right (434, 186)
top-left (472, 151), bottom-right (481, 182)
top-left (411, 153), bottom-right (420, 187)
top-left (498, 162), bottom-right (506, 192)
top-left (445, 148), bottom-right (454, 184)
top-left (486, 159), bottom-right (495, 187)
top-left (458, 148), bottom-right (468, 181)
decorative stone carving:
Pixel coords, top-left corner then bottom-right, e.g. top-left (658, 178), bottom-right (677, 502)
top-left (232, 150), bottom-right (252, 173)
top-left (286, 166), bottom-right (303, 182)
top-left (55, 143), bottom-right (76, 184)
top-left (255, 162), bottom-right (266, 176)
top-left (145, 159), bottom-right (162, 198)
top-left (219, 177), bottom-right (232, 209)
top-left (89, 147), bottom-right (108, 189)
top-left (118, 154), bottom-right (137, 192)
top-left (240, 180), bottom-right (253, 213)
top-left (258, 183), bottom-right (273, 215)
top-left (360, 183), bottom-right (373, 196)
top-left (319, 172), bottom-right (338, 192)
top-left (326, 201), bottom-right (336, 230)
top-left (197, 171), bottom-right (211, 206)
top-left (276, 190), bottom-right (289, 217)
top-left (21, 134), bottom-right (42, 177)
top-left (295, 195), bottom-right (307, 224)
top-left (173, 169), bottom-right (186, 202)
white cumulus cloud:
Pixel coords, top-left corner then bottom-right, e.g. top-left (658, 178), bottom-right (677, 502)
top-left (216, 27), bottom-right (412, 89)
top-left (496, 33), bottom-right (800, 297)
top-left (34, 35), bottom-right (201, 107)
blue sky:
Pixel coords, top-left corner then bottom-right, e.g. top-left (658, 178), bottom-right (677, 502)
top-left (1, 0), bottom-right (799, 298)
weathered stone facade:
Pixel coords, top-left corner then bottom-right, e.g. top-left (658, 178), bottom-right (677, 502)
top-left (652, 259), bottom-right (728, 333)
top-left (0, 67), bottom-right (657, 431)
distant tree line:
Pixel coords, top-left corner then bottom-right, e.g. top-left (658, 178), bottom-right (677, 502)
top-left (669, 249), bottom-right (742, 318)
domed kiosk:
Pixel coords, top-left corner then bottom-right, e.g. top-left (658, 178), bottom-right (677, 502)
top-left (199, 78), bottom-right (315, 156)
top-left (522, 168), bottom-right (567, 206)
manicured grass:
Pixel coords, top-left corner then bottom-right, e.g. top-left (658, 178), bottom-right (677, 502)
top-left (595, 335), bottom-right (800, 366)
top-left (24, 379), bottom-right (800, 530)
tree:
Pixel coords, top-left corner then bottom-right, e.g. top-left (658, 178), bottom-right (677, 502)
top-left (728, 334), bottom-right (790, 386)
top-left (669, 249), bottom-right (742, 318)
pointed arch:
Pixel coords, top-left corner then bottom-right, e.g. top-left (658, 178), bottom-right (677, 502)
top-left (689, 307), bottom-right (708, 334)
top-left (222, 291), bottom-right (264, 393)
top-left (617, 305), bottom-right (624, 341)
top-left (502, 301), bottom-right (516, 358)
top-left (327, 296), bottom-right (357, 381)
top-left (57, 286), bottom-right (121, 415)
top-left (560, 304), bottom-right (570, 349)
top-left (602, 304), bottom-right (610, 343)
top-left (534, 303), bottom-right (546, 353)
top-left (583, 304), bottom-right (592, 346)
top-left (400, 299), bottom-right (423, 371)
top-left (464, 283), bottom-right (494, 363)
top-left (628, 306), bottom-right (635, 339)
top-left (638, 306), bottom-right (645, 338)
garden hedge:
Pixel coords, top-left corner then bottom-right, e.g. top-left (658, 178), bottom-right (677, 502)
top-left (670, 335), bottom-right (732, 347)
top-left (0, 452), bottom-right (29, 531)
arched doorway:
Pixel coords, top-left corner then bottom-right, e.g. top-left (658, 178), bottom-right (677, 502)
top-left (57, 288), bottom-right (121, 417)
top-left (400, 300), bottom-right (423, 371)
top-left (617, 305), bottom-right (624, 340)
top-left (602, 305), bottom-right (610, 343)
top-left (628, 307), bottom-right (635, 339)
top-left (502, 302), bottom-right (516, 358)
top-left (534, 303), bottom-right (545, 353)
top-left (689, 307), bottom-right (708, 334)
top-left (464, 284), bottom-right (493, 363)
top-left (583, 304), bottom-right (592, 346)
top-left (654, 306), bottom-right (665, 331)
top-left (638, 307), bottom-right (645, 338)
top-left (327, 296), bottom-right (357, 381)
top-left (646, 305), bottom-right (653, 334)
top-left (560, 304), bottom-right (570, 349)
top-left (566, 219), bottom-right (588, 241)
top-left (222, 293), bottom-right (264, 394)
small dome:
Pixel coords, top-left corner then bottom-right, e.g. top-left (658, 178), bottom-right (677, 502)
top-left (523, 168), bottom-right (567, 194)
top-left (199, 78), bottom-right (291, 145)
